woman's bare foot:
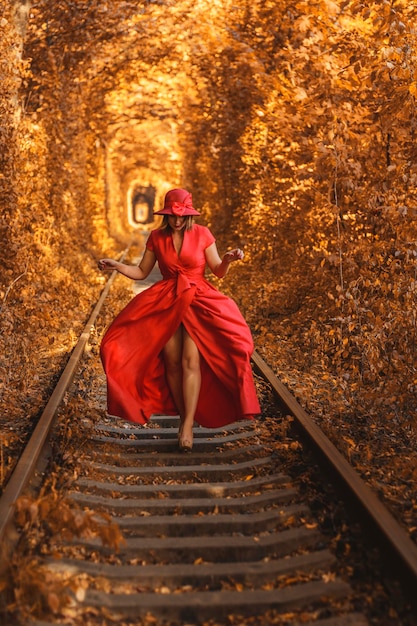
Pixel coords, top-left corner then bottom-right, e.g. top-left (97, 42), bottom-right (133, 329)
top-left (178, 423), bottom-right (193, 452)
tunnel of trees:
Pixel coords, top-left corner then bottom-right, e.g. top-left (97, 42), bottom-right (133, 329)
top-left (1, 0), bottom-right (416, 540)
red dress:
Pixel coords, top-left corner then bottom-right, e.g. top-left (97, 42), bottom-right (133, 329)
top-left (100, 224), bottom-right (260, 427)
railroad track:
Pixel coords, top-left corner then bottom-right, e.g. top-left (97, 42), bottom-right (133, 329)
top-left (0, 264), bottom-right (416, 625)
top-left (50, 415), bottom-right (358, 624)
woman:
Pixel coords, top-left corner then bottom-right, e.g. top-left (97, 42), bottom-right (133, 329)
top-left (98, 188), bottom-right (260, 451)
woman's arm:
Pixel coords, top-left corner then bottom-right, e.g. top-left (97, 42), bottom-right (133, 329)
top-left (98, 248), bottom-right (156, 280)
top-left (205, 242), bottom-right (244, 278)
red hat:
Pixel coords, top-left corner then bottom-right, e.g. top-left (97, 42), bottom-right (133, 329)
top-left (154, 188), bottom-right (200, 216)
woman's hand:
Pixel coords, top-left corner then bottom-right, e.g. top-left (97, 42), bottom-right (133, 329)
top-left (205, 243), bottom-right (244, 278)
top-left (97, 249), bottom-right (156, 280)
top-left (223, 248), bottom-right (244, 264)
top-left (98, 258), bottom-right (119, 271)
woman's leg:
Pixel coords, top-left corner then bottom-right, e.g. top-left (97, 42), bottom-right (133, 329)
top-left (180, 328), bottom-right (201, 447)
top-left (163, 326), bottom-right (185, 422)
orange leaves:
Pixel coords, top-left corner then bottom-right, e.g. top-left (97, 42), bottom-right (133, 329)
top-left (14, 491), bottom-right (125, 552)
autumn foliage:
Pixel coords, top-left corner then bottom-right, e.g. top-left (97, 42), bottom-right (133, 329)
top-left (1, 1), bottom-right (417, 487)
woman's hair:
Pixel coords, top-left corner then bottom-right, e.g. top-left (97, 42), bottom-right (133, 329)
top-left (160, 215), bottom-right (194, 231)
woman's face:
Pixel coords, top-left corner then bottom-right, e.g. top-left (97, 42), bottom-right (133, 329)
top-left (168, 215), bottom-right (187, 231)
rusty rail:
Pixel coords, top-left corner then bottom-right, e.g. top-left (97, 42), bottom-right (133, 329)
top-left (0, 253), bottom-right (127, 559)
top-left (251, 350), bottom-right (417, 598)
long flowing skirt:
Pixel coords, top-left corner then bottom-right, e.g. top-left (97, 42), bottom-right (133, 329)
top-left (100, 278), bottom-right (260, 427)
